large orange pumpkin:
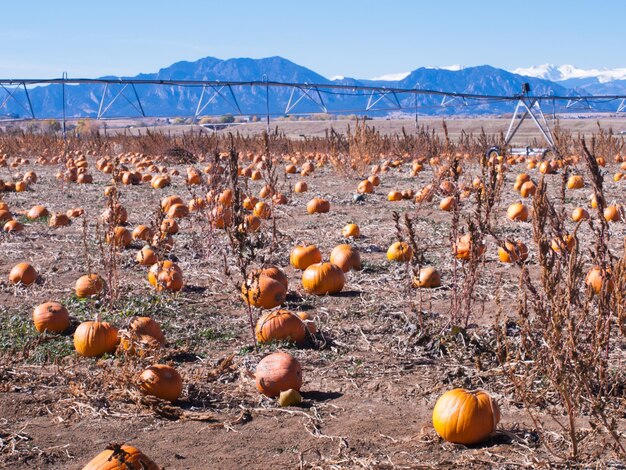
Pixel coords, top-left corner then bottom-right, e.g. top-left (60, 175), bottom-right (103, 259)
top-left (74, 320), bottom-right (119, 357)
top-left (329, 244), bottom-right (361, 273)
top-left (497, 240), bottom-right (529, 263)
top-left (585, 266), bottom-right (613, 294)
top-left (290, 245), bottom-right (322, 270)
top-left (301, 262), bottom-right (345, 295)
top-left (306, 198), bottom-right (330, 214)
top-left (453, 233), bottom-right (486, 261)
top-left (255, 351), bottom-right (303, 397)
top-left (432, 388), bottom-right (500, 445)
top-left (258, 266), bottom-right (289, 290)
top-left (255, 310), bottom-right (307, 345)
top-left (342, 223), bottom-right (360, 238)
top-left (386, 241), bottom-right (413, 262)
top-left (75, 274), bottom-right (105, 298)
top-left (32, 301), bottom-right (70, 333)
top-left (412, 266), bottom-right (441, 288)
top-left (138, 364), bottom-right (183, 402)
top-left (241, 275), bottom-right (287, 309)
top-left (82, 444), bottom-right (159, 470)
top-left (506, 202), bottom-right (529, 222)
top-left (130, 316), bottom-right (165, 346)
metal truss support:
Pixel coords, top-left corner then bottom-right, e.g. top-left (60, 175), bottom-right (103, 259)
top-left (366, 88), bottom-right (401, 111)
top-left (504, 97), bottom-right (555, 148)
top-left (617, 99), bottom-right (626, 113)
top-left (97, 82), bottom-right (146, 119)
top-left (0, 82), bottom-right (35, 119)
top-left (285, 84), bottom-right (327, 114)
top-left (440, 95), bottom-right (467, 107)
top-left (194, 83), bottom-right (242, 118)
top-left (565, 97), bottom-right (592, 110)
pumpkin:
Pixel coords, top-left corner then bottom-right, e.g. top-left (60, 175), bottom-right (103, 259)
top-left (107, 226), bottom-right (132, 248)
top-left (294, 181), bottom-right (308, 193)
top-left (75, 273), bottom-right (105, 298)
top-left (132, 225), bottom-right (154, 241)
top-left (218, 189), bottom-right (233, 206)
top-left (27, 205), bottom-right (49, 220)
top-left (497, 240), bottom-right (529, 263)
top-left (130, 316), bottom-right (165, 346)
top-left (386, 241), bottom-right (413, 262)
top-left (243, 196), bottom-right (259, 210)
top-left (9, 262), bottom-right (38, 286)
top-left (453, 233), bottom-right (486, 261)
top-left (255, 309), bottom-right (307, 345)
top-left (604, 205), bottom-right (622, 222)
top-left (285, 164), bottom-right (297, 174)
top-left (342, 223), bottom-right (360, 238)
top-left (432, 388), bottom-right (500, 445)
top-left (255, 351), bottom-right (303, 397)
top-left (161, 195), bottom-right (183, 213)
top-left (101, 204), bottom-right (128, 225)
top-left (253, 201), bottom-right (271, 219)
top-left (301, 262), bottom-right (345, 295)
top-left (156, 269), bottom-right (184, 292)
top-left (567, 175), bottom-right (584, 189)
top-left (241, 275), bottom-right (287, 309)
top-left (439, 196), bottom-right (456, 211)
top-left (279, 389), bottom-right (303, 407)
top-left (585, 266), bottom-right (613, 294)
top-left (258, 266), bottom-right (289, 290)
top-left (138, 364), bottom-right (183, 402)
top-left (329, 244), bottom-right (361, 273)
top-left (368, 174), bottom-right (381, 186)
top-left (74, 320), bottom-right (119, 357)
top-left (47, 213), bottom-right (71, 227)
top-left (412, 266), bottom-right (441, 288)
top-left (148, 261), bottom-right (182, 287)
top-left (572, 207), bottom-right (590, 222)
top-left (136, 246), bottom-right (158, 266)
top-left (306, 198), bottom-right (330, 214)
top-left (3, 220), bottom-right (23, 232)
top-left (506, 202), bottom-right (529, 222)
top-left (160, 218), bottom-right (179, 235)
top-left (519, 181), bottom-right (536, 198)
top-left (0, 208), bottom-right (12, 223)
top-left (357, 180), bottom-right (374, 194)
top-left (290, 245), bottom-right (322, 270)
top-left (387, 191), bottom-right (403, 202)
top-left (32, 301), bottom-right (70, 333)
top-left (82, 444), bottom-right (159, 470)
top-left (167, 203), bottom-right (189, 219)
top-left (550, 235), bottom-right (575, 254)
top-left (66, 207), bottom-right (84, 218)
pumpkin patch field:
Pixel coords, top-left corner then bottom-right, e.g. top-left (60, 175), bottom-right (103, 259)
top-left (0, 124), bottom-right (625, 468)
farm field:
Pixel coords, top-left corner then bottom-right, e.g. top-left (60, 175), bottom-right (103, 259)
top-left (0, 123), bottom-right (625, 469)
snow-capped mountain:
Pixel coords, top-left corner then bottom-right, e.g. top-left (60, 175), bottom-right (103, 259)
top-left (513, 64), bottom-right (626, 84)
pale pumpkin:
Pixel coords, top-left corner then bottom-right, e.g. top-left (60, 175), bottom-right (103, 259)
top-left (255, 351), bottom-right (303, 397)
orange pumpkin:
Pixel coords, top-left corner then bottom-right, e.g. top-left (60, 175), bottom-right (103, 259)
top-left (357, 180), bottom-right (374, 194)
top-left (387, 191), bottom-right (403, 202)
top-left (82, 444), bottom-right (159, 470)
top-left (9, 262), bottom-right (38, 286)
top-left (306, 198), bottom-right (330, 214)
top-left (161, 195), bottom-right (183, 213)
top-left (301, 262), bottom-right (345, 295)
top-left (566, 175), bottom-right (584, 189)
top-left (107, 226), bottom-right (132, 248)
top-left (290, 245), bottom-right (322, 270)
top-left (241, 275), bottom-right (287, 309)
top-left (604, 205), bottom-right (622, 222)
top-left (3, 220), bottom-right (23, 233)
top-left (156, 269), bottom-right (184, 292)
top-left (139, 364), bottom-right (183, 402)
top-left (294, 181), bottom-right (308, 193)
top-left (519, 181), bottom-right (536, 198)
top-left (571, 207), bottom-right (590, 222)
top-left (130, 316), bottom-right (165, 346)
top-left (74, 320), bottom-right (118, 357)
top-left (27, 205), bottom-right (49, 220)
top-left (506, 202), bottom-right (529, 222)
top-left (329, 244), bottom-right (361, 273)
top-left (255, 310), bottom-right (307, 345)
top-left (32, 301), bottom-right (70, 333)
top-left (258, 266), bottom-right (289, 290)
top-left (585, 266), bottom-right (613, 294)
top-left (296, 311), bottom-right (317, 335)
top-left (453, 233), bottom-right (486, 261)
top-left (148, 261), bottom-right (182, 287)
top-left (342, 223), bottom-right (360, 238)
top-left (253, 201), bottom-right (271, 219)
top-left (432, 388), bottom-right (500, 445)
top-left (439, 196), bottom-right (456, 211)
top-left (132, 225), bottom-right (154, 241)
top-left (75, 273), bottom-right (105, 298)
top-left (49, 213), bottom-right (71, 227)
top-left (497, 240), bottom-right (529, 263)
top-left (255, 351), bottom-right (303, 397)
top-left (386, 241), bottom-right (413, 262)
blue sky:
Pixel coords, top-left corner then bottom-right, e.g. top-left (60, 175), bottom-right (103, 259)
top-left (0, 0), bottom-right (624, 79)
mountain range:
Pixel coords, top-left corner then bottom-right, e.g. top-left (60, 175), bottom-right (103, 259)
top-left (1, 57), bottom-right (625, 119)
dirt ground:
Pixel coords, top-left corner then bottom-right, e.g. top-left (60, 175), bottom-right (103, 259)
top-left (0, 144), bottom-right (625, 468)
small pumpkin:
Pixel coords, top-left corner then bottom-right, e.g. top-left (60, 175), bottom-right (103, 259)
top-left (290, 245), bottom-right (322, 270)
top-left (412, 266), bottom-right (441, 288)
top-left (74, 320), bottom-right (119, 357)
top-left (75, 273), bottom-right (105, 298)
top-left (258, 266), bottom-right (289, 290)
top-left (138, 364), bottom-right (183, 402)
top-left (571, 207), bottom-right (590, 222)
top-left (294, 181), bottom-right (308, 193)
top-left (301, 262), bottom-right (345, 295)
top-left (342, 223), bottom-right (360, 238)
top-left (506, 202), bottom-right (529, 222)
top-left (432, 388), bottom-right (500, 445)
top-left (296, 311), bottom-right (317, 335)
top-left (156, 269), bottom-right (184, 292)
top-left (386, 241), bottom-right (413, 262)
top-left (453, 233), bottom-right (485, 261)
top-left (253, 201), bottom-right (271, 219)
top-left (27, 205), bottom-right (49, 220)
top-left (519, 181), bottom-right (536, 198)
top-left (497, 240), bottom-right (529, 263)
top-left (604, 205), bottom-right (622, 222)
top-left (585, 266), bottom-right (613, 294)
top-left (48, 213), bottom-right (71, 227)
top-left (357, 180), bottom-right (374, 194)
top-left (9, 262), bottom-right (38, 286)
top-left (132, 225), bottom-right (154, 241)
top-left (387, 191), bottom-right (403, 202)
top-left (329, 244), bottom-right (361, 273)
top-left (566, 175), bottom-right (584, 189)
top-left (32, 301), bottom-right (70, 333)
top-left (255, 310), bottom-right (307, 345)
top-left (161, 195), bottom-right (183, 213)
top-left (306, 198), bottom-right (330, 214)
top-left (107, 226), bottom-right (132, 248)
top-left (3, 220), bottom-right (23, 233)
top-left (241, 275), bottom-right (287, 309)
top-left (255, 351), bottom-right (303, 397)
top-left (148, 261), bottom-right (181, 287)
top-left (439, 196), bottom-right (456, 211)
top-left (130, 316), bottom-right (165, 346)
